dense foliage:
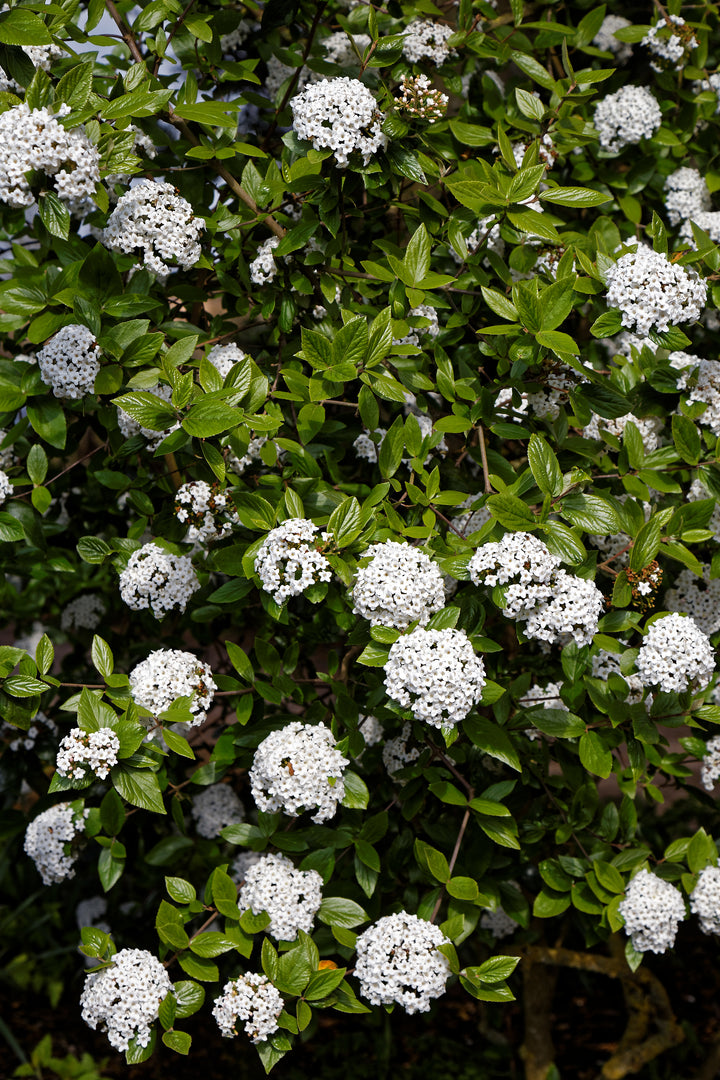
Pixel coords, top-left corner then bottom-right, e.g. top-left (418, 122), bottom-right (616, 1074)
top-left (3, 0), bottom-right (720, 1075)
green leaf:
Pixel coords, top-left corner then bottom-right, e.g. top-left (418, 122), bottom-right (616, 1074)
top-left (378, 415), bottom-right (404, 479)
top-left (174, 981), bottom-right (205, 1020)
top-left (182, 398), bottom-right (241, 438)
top-left (190, 932), bottom-right (238, 957)
top-left (540, 187), bottom-right (609, 207)
top-left (38, 192), bottom-right (70, 240)
top-left (464, 717), bottom-right (521, 772)
top-left (328, 497), bottom-right (362, 546)
top-left (111, 765), bottom-right (166, 814)
top-left (342, 770), bottom-right (369, 810)
top-left (212, 867), bottom-right (240, 919)
top-left (527, 434), bottom-right (562, 496)
top-left (226, 641), bottom-right (254, 682)
top-left (91, 636), bottom-right (114, 679)
top-left (628, 517), bottom-right (662, 571)
top-left (535, 330), bottom-right (580, 357)
top-left (317, 897), bottom-right (369, 928)
top-left (486, 493), bottom-right (536, 531)
top-left (560, 495), bottom-right (619, 533)
top-left (156, 899), bottom-right (189, 949)
top-left (113, 392), bottom-right (177, 431)
top-left (579, 731), bottom-right (613, 779)
top-left (404, 224), bottom-right (431, 285)
top-left (3, 675), bottom-right (48, 697)
top-left (0, 8), bottom-right (52, 45)
top-left (672, 414), bottom-right (701, 466)
top-left (0, 513), bottom-right (24, 543)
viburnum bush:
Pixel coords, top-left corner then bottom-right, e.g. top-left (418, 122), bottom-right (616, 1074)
top-left (4, 0), bottom-right (720, 1075)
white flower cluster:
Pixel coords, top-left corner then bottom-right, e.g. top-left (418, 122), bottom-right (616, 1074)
top-left (2, 710), bottom-right (58, 753)
top-left (512, 134), bottom-right (556, 169)
top-left (0, 468), bottom-right (11, 504)
top-left (231, 850), bottom-right (262, 884)
top-left (395, 74), bottom-right (448, 122)
top-left (690, 866), bottom-right (720, 935)
top-left (593, 86), bottom-right (662, 152)
top-left (129, 648), bottom-right (216, 727)
top-left (384, 627), bottom-right (485, 728)
top-left (702, 734), bottom-right (720, 791)
top-left (451, 497), bottom-right (492, 537)
top-left (174, 480), bottom-right (238, 543)
top-left (291, 78), bottom-right (386, 168)
top-left (353, 427), bottom-right (385, 463)
top-left (395, 304), bottom-right (440, 347)
top-left (0, 103), bottom-right (100, 212)
top-left (61, 594), bottom-right (106, 632)
top-left (322, 31), bottom-right (370, 66)
top-left (383, 721), bottom-right (420, 779)
top-left (213, 972), bottom-right (284, 1042)
top-left (480, 909), bottom-right (518, 939)
top-left (526, 364), bottom-right (581, 421)
top-left (469, 531), bottom-right (560, 616)
top-left (56, 728), bottom-right (120, 781)
top-left (359, 714), bottom-right (384, 746)
top-left (254, 518), bottom-right (332, 603)
top-left (470, 533), bottom-right (603, 647)
top-left (118, 543), bottom-right (200, 619)
top-left (0, 429), bottom-right (15, 471)
top-left (227, 434), bottom-right (279, 475)
top-left (583, 411), bottom-right (662, 453)
top-left (642, 15), bottom-right (696, 71)
top-left (665, 567), bottom-right (720, 636)
top-left (207, 343), bottom-right (247, 380)
top-left (519, 681), bottom-right (567, 711)
top-left (592, 648), bottom-right (645, 704)
top-left (249, 236), bottom-right (280, 286)
top-left (678, 359), bottom-right (720, 436)
top-left (24, 802), bottom-right (88, 886)
top-left (635, 613), bottom-right (715, 693)
top-left (239, 853), bottom-right (322, 941)
top-left (354, 912), bottom-right (451, 1014)
top-left (250, 720), bottom-right (348, 823)
top-left (605, 248), bottom-right (707, 336)
top-left (265, 55), bottom-right (310, 99)
top-left (105, 125), bottom-right (158, 196)
top-left (402, 21), bottom-right (456, 66)
top-left (664, 167), bottom-right (711, 227)
top-left (220, 20), bottom-right (253, 53)
top-left (695, 72), bottom-right (720, 113)
top-left (37, 325), bottom-right (101, 400)
top-left (450, 216), bottom-right (505, 265)
top-left (680, 211), bottom-right (720, 245)
top-left (352, 541), bottom-right (445, 629)
top-left (103, 179), bottom-right (204, 279)
top-left (593, 15), bottom-right (632, 62)
top-left (80, 948), bottom-right (172, 1052)
top-left (117, 384), bottom-right (180, 450)
top-left (619, 869), bottom-right (686, 954)
top-left (191, 783), bottom-right (245, 839)
top-left (605, 332), bottom-right (658, 359)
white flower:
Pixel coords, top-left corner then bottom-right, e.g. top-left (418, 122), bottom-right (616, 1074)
top-left (618, 869), bottom-right (685, 953)
top-left (678, 359), bottom-right (720, 436)
top-left (592, 15), bottom-right (632, 62)
top-left (191, 783), bottom-right (245, 838)
top-left (680, 211), bottom-right (720, 245)
top-left (0, 468), bottom-right (11, 505)
top-left (605, 248), bottom-right (707, 336)
top-left (56, 728), bottom-right (120, 781)
top-left (635, 613), bottom-right (715, 693)
top-left (402, 21), bottom-right (457, 66)
top-left (0, 103), bottom-right (100, 212)
top-left (207, 343), bottom-right (247, 380)
top-left (352, 541), bottom-right (445, 629)
top-left (129, 648), bottom-right (216, 727)
top-left (583, 412), bottom-right (662, 453)
top-left (523, 570), bottom-right (604, 648)
top-left (254, 519), bottom-right (332, 604)
top-left (695, 72), bottom-right (720, 113)
top-left (118, 543), bottom-right (200, 619)
top-left (265, 55), bottom-right (310, 99)
top-left (469, 532), bottom-right (560, 602)
top-left (80, 948), bottom-right (172, 1052)
top-left (690, 865), bottom-right (720, 935)
top-left (321, 31), bottom-right (371, 66)
top-left (665, 567), bottom-right (720, 636)
top-left (2, 710), bottom-right (57, 752)
top-left (250, 720), bottom-right (348, 824)
top-left (480, 909), bottom-right (518, 940)
top-left (249, 236), bottom-right (280, 286)
top-left (230, 850), bottom-right (263, 884)
top-left (117, 384), bottom-right (180, 450)
top-left (291, 77), bottom-right (386, 168)
top-left (384, 627), bottom-right (486, 728)
top-left (394, 304), bottom-right (440, 347)
top-left (701, 734), bottom-right (720, 791)
top-left (450, 497), bottom-right (492, 537)
top-left (353, 428), bottom-right (386, 464)
top-left (213, 972), bottom-right (284, 1042)
top-left (642, 15), bottom-right (696, 71)
top-left (591, 649), bottom-right (645, 704)
top-left (664, 167), bottom-right (711, 227)
top-left (174, 480), bottom-right (238, 543)
top-left (382, 720), bottom-right (420, 780)
top-left (239, 852), bottom-right (322, 941)
top-left (103, 179), bottom-right (204, 279)
top-left (37, 325), bottom-right (101, 400)
top-left (354, 912), bottom-right (451, 1013)
top-left (525, 364), bottom-right (582, 421)
top-left (594, 86), bottom-right (661, 152)
top-left (359, 714), bottom-right (384, 747)
top-left (519, 681), bottom-right (567, 711)
top-left (24, 802), bottom-right (89, 885)
top-left (61, 595), bottom-right (106, 632)
top-left (449, 217), bottom-right (505, 265)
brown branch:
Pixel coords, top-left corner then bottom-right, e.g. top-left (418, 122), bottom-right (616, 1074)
top-left (104, 0), bottom-right (145, 65)
top-left (430, 802), bottom-right (472, 922)
top-left (478, 423), bottom-right (492, 494)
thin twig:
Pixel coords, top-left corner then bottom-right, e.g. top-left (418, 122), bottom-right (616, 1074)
top-left (430, 803), bottom-right (472, 922)
top-left (154, 0), bottom-right (198, 76)
top-left (478, 424), bottom-right (492, 493)
top-left (104, 0), bottom-right (145, 65)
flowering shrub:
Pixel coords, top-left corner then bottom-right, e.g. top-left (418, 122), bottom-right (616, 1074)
top-left (3, 0), bottom-right (720, 1076)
